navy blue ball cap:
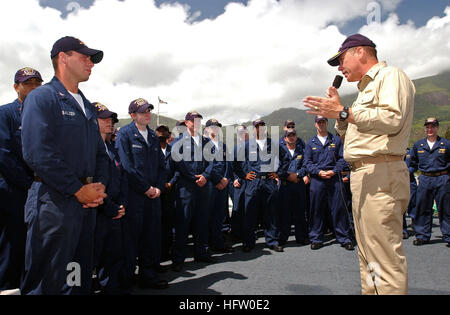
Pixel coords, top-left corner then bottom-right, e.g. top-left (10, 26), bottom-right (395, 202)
top-left (14, 67), bottom-right (43, 83)
top-left (128, 98), bottom-right (154, 114)
top-left (156, 124), bottom-right (170, 132)
top-left (327, 34), bottom-right (376, 67)
top-left (51, 36), bottom-right (104, 64)
top-left (284, 119), bottom-right (295, 127)
top-left (315, 115), bottom-right (328, 123)
top-left (252, 119), bottom-right (265, 127)
top-left (93, 102), bottom-right (118, 123)
top-left (284, 128), bottom-right (296, 137)
top-left (424, 117), bottom-right (439, 126)
top-left (206, 118), bottom-right (222, 128)
top-left (185, 111), bottom-right (203, 121)
top-left (237, 124), bottom-right (247, 131)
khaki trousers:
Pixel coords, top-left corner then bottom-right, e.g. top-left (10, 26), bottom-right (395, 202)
top-left (350, 160), bottom-right (409, 295)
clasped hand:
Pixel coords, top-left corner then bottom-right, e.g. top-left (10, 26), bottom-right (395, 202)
top-left (74, 182), bottom-right (107, 208)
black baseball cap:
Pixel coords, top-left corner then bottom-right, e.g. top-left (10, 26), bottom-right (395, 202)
top-left (156, 124), bottom-right (170, 133)
top-left (206, 118), bottom-right (222, 128)
top-left (253, 119), bottom-right (265, 127)
top-left (236, 124), bottom-right (247, 132)
top-left (14, 67), bottom-right (43, 83)
top-left (284, 120), bottom-right (295, 127)
top-left (315, 115), bottom-right (328, 123)
top-left (424, 117), bottom-right (439, 126)
top-left (128, 98), bottom-right (154, 114)
top-left (185, 111), bottom-right (203, 121)
top-left (327, 34), bottom-right (376, 67)
top-left (285, 129), bottom-right (296, 137)
top-left (93, 102), bottom-right (118, 123)
top-left (51, 36), bottom-right (104, 64)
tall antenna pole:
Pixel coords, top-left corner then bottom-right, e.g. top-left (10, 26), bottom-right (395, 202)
top-left (157, 96), bottom-right (160, 126)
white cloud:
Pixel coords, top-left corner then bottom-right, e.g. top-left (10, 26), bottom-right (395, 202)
top-left (0, 0), bottom-right (449, 125)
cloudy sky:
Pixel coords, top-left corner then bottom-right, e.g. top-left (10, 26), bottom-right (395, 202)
top-left (1, 0), bottom-right (449, 125)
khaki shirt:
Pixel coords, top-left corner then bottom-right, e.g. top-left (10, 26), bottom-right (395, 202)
top-left (335, 61), bottom-right (415, 162)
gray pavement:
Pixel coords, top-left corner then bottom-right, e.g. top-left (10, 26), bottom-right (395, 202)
top-left (134, 217), bottom-right (449, 295)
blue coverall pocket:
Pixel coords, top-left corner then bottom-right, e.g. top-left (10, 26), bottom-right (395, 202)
top-left (37, 191), bottom-right (66, 237)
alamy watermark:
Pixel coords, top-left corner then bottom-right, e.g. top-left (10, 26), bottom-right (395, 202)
top-left (66, 1), bottom-right (82, 15)
top-left (367, 1), bottom-right (382, 25)
top-left (169, 121), bottom-right (281, 172)
top-left (66, 262), bottom-right (81, 287)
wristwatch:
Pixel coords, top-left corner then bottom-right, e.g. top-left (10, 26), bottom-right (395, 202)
top-left (339, 106), bottom-right (349, 122)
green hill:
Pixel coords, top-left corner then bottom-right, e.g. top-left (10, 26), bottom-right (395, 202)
top-left (339, 70), bottom-right (450, 145)
top-left (118, 70), bottom-right (450, 144)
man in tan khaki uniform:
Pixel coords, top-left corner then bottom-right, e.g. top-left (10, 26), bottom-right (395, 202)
top-left (303, 34), bottom-right (415, 295)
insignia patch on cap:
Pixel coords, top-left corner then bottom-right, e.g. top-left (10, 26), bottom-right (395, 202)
top-left (94, 102), bottom-right (108, 111)
top-left (21, 67), bottom-right (37, 75)
top-left (135, 98), bottom-right (148, 106)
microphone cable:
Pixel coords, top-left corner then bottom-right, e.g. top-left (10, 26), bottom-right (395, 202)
top-left (332, 143), bottom-right (380, 295)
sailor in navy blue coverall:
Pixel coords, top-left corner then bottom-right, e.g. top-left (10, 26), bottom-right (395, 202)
top-left (0, 68), bottom-right (42, 292)
top-left (402, 148), bottom-right (417, 239)
top-left (115, 98), bottom-right (168, 290)
top-left (339, 142), bottom-right (354, 231)
top-left (409, 118), bottom-right (450, 246)
top-left (170, 111), bottom-right (223, 271)
top-left (21, 37), bottom-right (109, 295)
top-left (205, 119), bottom-right (234, 253)
top-left (230, 125), bottom-right (249, 242)
top-left (156, 124), bottom-right (178, 263)
top-left (278, 129), bottom-right (309, 245)
top-left (92, 102), bottom-right (127, 295)
top-left (279, 119), bottom-right (296, 147)
top-left (304, 116), bottom-right (353, 250)
top-left (233, 119), bottom-right (283, 253)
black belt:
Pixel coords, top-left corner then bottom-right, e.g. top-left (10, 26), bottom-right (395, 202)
top-left (421, 170), bottom-right (448, 177)
top-left (34, 176), bottom-right (94, 184)
top-left (254, 173), bottom-right (274, 180)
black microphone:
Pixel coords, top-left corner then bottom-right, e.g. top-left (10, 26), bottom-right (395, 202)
top-left (332, 75), bottom-right (343, 89)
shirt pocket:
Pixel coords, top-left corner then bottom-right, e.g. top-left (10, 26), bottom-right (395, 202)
top-left (131, 142), bottom-right (145, 168)
top-left (356, 92), bottom-right (376, 108)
